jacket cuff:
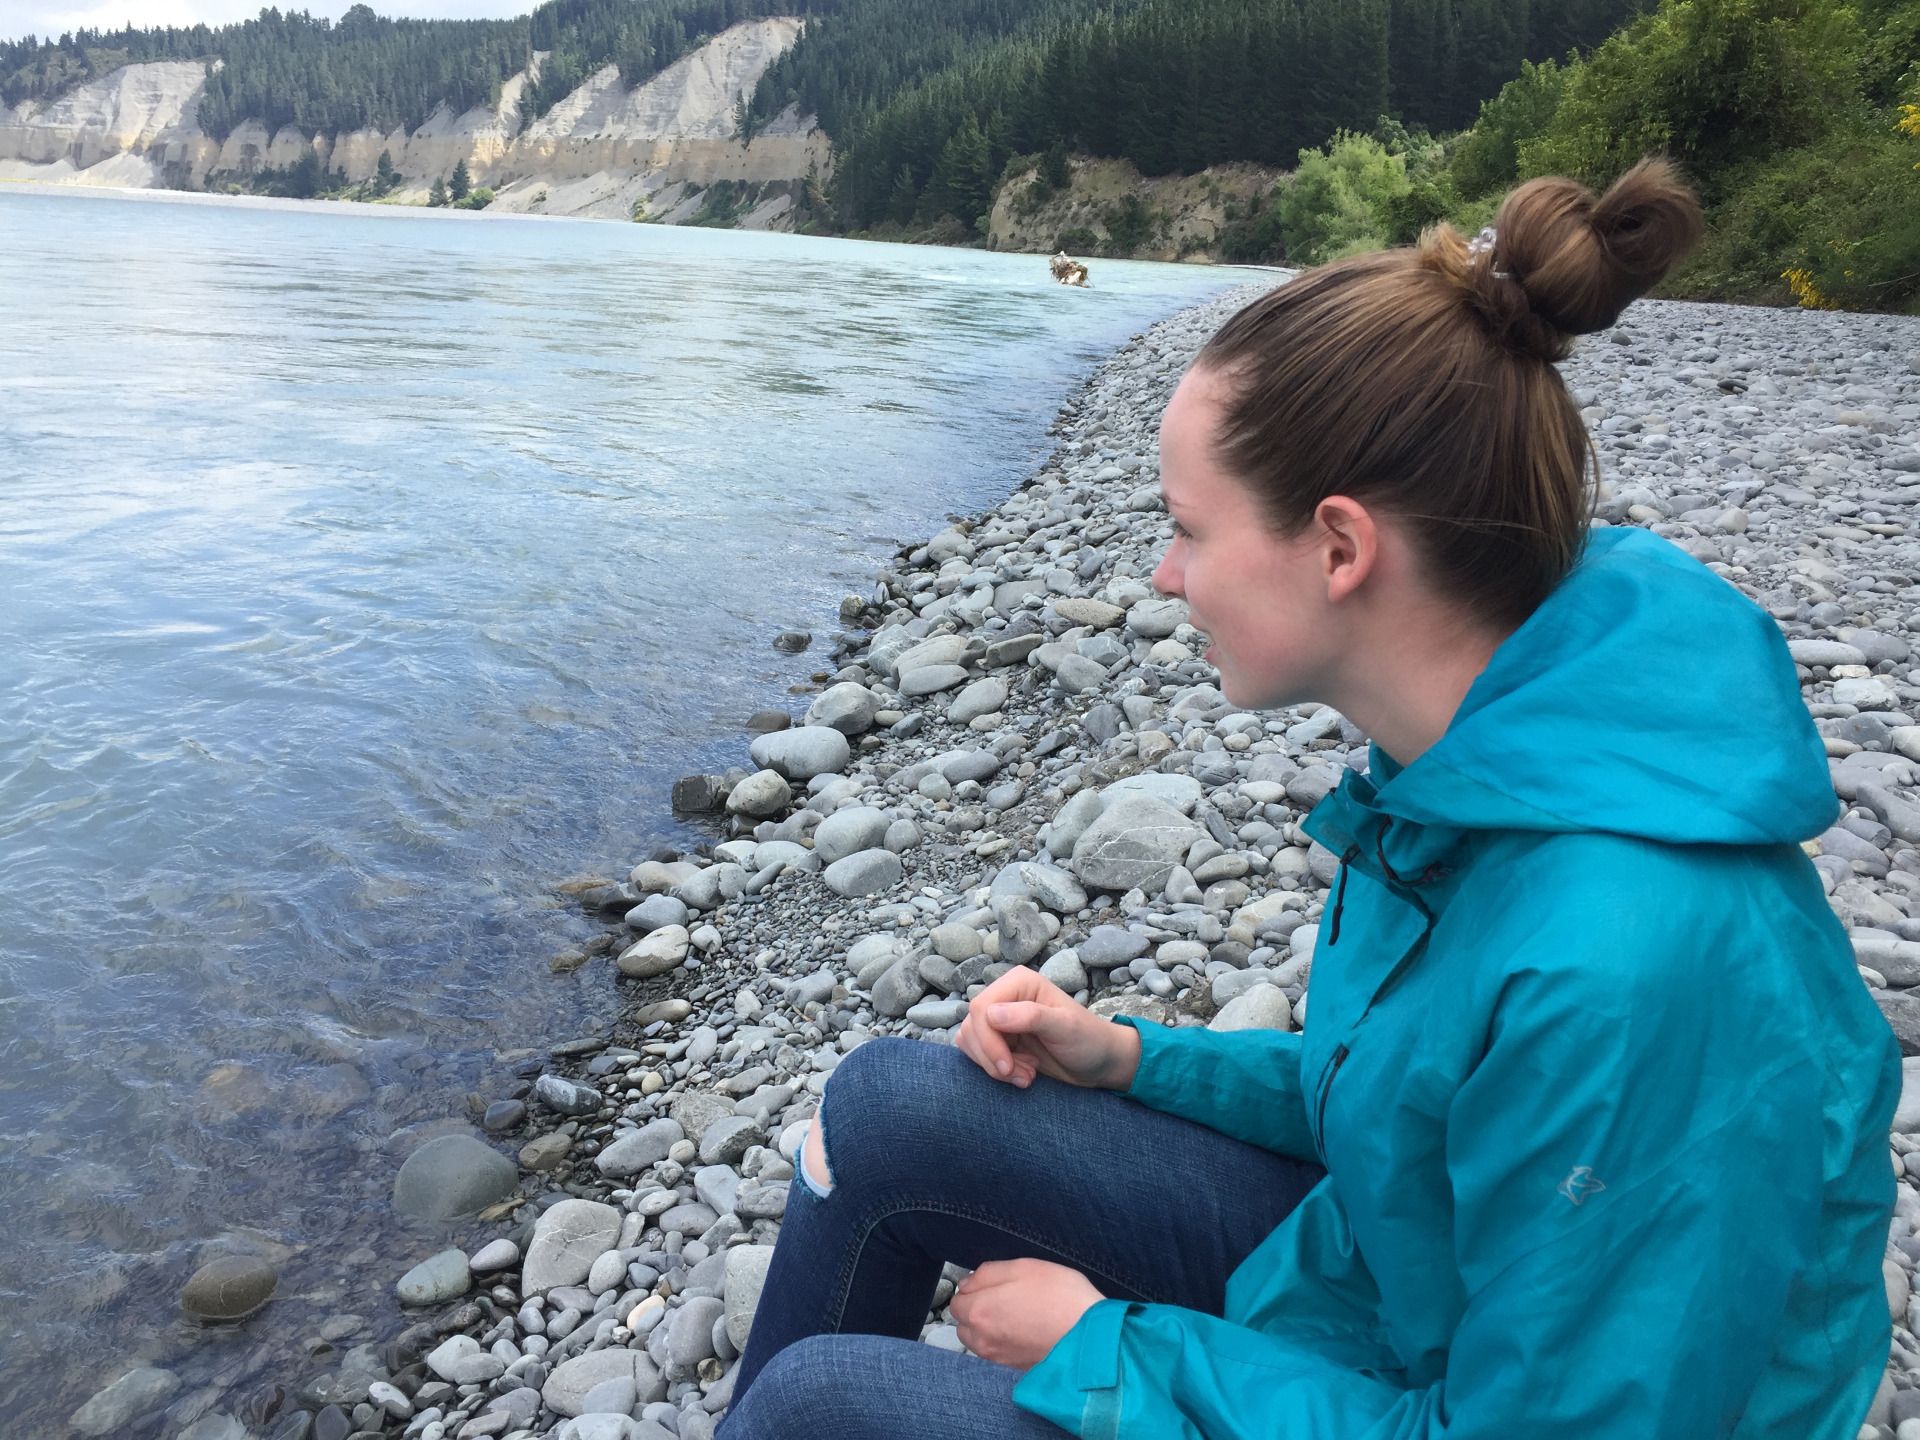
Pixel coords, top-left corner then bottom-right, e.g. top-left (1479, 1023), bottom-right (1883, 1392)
top-left (1012, 1298), bottom-right (1133, 1434)
top-left (1110, 1013), bottom-right (1176, 1104)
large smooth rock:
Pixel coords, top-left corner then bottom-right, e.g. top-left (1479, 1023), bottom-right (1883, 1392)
top-left (814, 806), bottom-right (891, 865)
top-left (522, 1199), bottom-right (623, 1297)
top-left (1209, 984), bottom-right (1296, 1033)
top-left (947, 678), bottom-right (1007, 724)
top-left (1103, 773), bottom-right (1204, 815)
top-left (892, 634), bottom-right (970, 678)
top-left (823, 848), bottom-right (904, 898)
top-left (725, 769), bottom-right (791, 818)
top-left (71, 1368), bottom-right (181, 1436)
top-left (617, 925), bottom-right (690, 979)
top-left (666, 1295), bottom-right (727, 1376)
top-left (898, 663), bottom-right (970, 696)
top-left (723, 1245), bottom-right (774, 1350)
top-left (748, 726), bottom-right (851, 781)
top-left (1126, 597), bottom-right (1188, 637)
top-left (534, 1074), bottom-right (604, 1116)
top-left (805, 682), bottom-right (879, 735)
top-left (670, 863), bottom-right (748, 912)
top-left (623, 894), bottom-right (689, 934)
top-left (181, 1254), bottom-right (278, 1321)
top-left (1070, 795), bottom-right (1204, 894)
top-left (872, 954), bottom-right (928, 1018)
top-left (698, 1116), bottom-right (768, 1166)
top-left (1053, 597), bottom-right (1125, 629)
top-left (396, 1248), bottom-right (471, 1306)
top-left (393, 1133), bottom-right (519, 1223)
top-left (543, 1350), bottom-right (664, 1418)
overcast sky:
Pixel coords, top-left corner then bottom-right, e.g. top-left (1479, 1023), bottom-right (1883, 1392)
top-left (4, 0), bottom-right (531, 44)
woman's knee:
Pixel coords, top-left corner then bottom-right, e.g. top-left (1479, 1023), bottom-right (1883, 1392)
top-left (806, 1036), bottom-right (975, 1195)
top-left (724, 1334), bottom-right (884, 1438)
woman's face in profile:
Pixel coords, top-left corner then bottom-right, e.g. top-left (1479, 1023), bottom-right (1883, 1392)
top-left (1152, 366), bottom-right (1338, 712)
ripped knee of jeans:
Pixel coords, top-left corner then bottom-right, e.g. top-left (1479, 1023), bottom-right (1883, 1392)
top-left (792, 1104), bottom-right (834, 1198)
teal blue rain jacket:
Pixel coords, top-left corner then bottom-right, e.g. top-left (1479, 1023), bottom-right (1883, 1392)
top-left (1014, 526), bottom-right (1902, 1439)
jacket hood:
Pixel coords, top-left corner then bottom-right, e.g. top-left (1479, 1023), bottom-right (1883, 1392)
top-left (1309, 526), bottom-right (1836, 860)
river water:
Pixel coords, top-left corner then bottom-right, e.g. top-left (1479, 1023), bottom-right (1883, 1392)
top-left (0, 188), bottom-right (1254, 1428)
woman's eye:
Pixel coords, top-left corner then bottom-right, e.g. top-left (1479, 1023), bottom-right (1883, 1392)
top-left (1171, 520), bottom-right (1192, 539)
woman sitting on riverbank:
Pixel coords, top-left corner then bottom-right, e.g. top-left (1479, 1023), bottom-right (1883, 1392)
top-left (716, 157), bottom-right (1903, 1440)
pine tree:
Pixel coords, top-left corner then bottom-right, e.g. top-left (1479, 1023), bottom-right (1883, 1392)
top-left (429, 175), bottom-right (448, 206)
top-left (449, 157), bottom-right (470, 202)
top-left (888, 163), bottom-right (918, 226)
top-left (375, 147), bottom-right (396, 192)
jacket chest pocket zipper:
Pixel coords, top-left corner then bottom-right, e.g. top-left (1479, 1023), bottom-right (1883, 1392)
top-left (1312, 1043), bottom-right (1350, 1162)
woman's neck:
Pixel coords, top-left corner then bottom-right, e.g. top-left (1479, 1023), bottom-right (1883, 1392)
top-left (1332, 614), bottom-right (1513, 770)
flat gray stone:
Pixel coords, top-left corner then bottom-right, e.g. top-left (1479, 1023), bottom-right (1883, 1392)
top-left (1070, 794), bottom-right (1204, 894)
top-left (1103, 773), bottom-right (1204, 814)
top-left (543, 1350), bottom-right (664, 1418)
top-left (667, 1295), bottom-right (727, 1373)
top-left (596, 1118), bottom-right (685, 1178)
top-left (71, 1368), bottom-right (181, 1436)
top-left (899, 663), bottom-right (970, 696)
top-left (872, 953), bottom-right (928, 1017)
top-left (905, 997), bottom-right (968, 1028)
top-left (723, 1245), bottom-right (774, 1350)
top-left (522, 1199), bottom-right (623, 1298)
top-left (823, 848), bottom-right (904, 898)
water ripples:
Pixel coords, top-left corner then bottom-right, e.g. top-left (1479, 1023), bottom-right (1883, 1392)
top-left (0, 188), bottom-right (1253, 1425)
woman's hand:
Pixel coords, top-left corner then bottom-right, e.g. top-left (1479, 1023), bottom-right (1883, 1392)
top-left (954, 966), bottom-right (1141, 1090)
top-left (951, 1259), bottom-right (1105, 1371)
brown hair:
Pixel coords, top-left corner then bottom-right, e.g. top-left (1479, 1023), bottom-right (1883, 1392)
top-left (1195, 157), bottom-right (1705, 631)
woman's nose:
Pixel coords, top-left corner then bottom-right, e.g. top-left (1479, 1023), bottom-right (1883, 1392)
top-left (1152, 546), bottom-right (1182, 598)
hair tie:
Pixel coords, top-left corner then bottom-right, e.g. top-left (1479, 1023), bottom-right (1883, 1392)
top-left (1467, 225), bottom-right (1514, 280)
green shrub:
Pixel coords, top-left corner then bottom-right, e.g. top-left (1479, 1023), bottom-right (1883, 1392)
top-left (1103, 193), bottom-right (1158, 254)
top-left (1276, 131), bottom-right (1408, 264)
top-left (1683, 118), bottom-right (1920, 310)
top-left (1517, 0), bottom-right (1869, 204)
top-left (1449, 59), bottom-right (1565, 199)
top-left (1056, 225), bottom-right (1098, 253)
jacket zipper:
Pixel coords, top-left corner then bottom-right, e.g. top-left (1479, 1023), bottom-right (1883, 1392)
top-left (1310, 820), bottom-right (1443, 1161)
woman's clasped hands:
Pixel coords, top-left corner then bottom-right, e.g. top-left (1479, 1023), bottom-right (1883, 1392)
top-left (953, 963), bottom-right (1142, 1091)
top-left (945, 967), bottom-right (1144, 1368)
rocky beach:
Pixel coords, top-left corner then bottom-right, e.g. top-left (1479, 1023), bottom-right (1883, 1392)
top-left (85, 284), bottom-right (1920, 1440)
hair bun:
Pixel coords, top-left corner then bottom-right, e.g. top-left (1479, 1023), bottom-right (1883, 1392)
top-left (1492, 156), bottom-right (1705, 347)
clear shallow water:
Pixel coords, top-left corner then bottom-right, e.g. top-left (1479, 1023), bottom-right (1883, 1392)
top-left (0, 189), bottom-right (1253, 1425)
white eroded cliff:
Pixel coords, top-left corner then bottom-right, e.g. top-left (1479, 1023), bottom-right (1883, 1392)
top-left (0, 18), bottom-right (829, 226)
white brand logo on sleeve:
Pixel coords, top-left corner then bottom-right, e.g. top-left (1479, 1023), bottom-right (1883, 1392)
top-left (1558, 1165), bottom-right (1606, 1206)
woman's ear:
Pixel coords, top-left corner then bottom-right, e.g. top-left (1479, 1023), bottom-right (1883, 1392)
top-left (1314, 495), bottom-right (1380, 604)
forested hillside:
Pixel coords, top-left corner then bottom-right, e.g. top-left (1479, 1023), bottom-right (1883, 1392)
top-left (744, 0), bottom-right (1647, 230)
top-left (0, 0), bottom-right (823, 137)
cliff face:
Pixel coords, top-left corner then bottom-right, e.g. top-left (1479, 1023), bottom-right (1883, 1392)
top-left (0, 18), bottom-right (830, 227)
top-left (988, 155), bottom-right (1283, 262)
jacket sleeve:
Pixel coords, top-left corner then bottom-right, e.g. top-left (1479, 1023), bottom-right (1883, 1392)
top-left (1109, 1014), bottom-right (1317, 1160)
top-left (1021, 921), bottom-right (1860, 1439)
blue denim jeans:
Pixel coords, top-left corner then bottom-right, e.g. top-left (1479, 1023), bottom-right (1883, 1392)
top-left (717, 1035), bottom-right (1327, 1439)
